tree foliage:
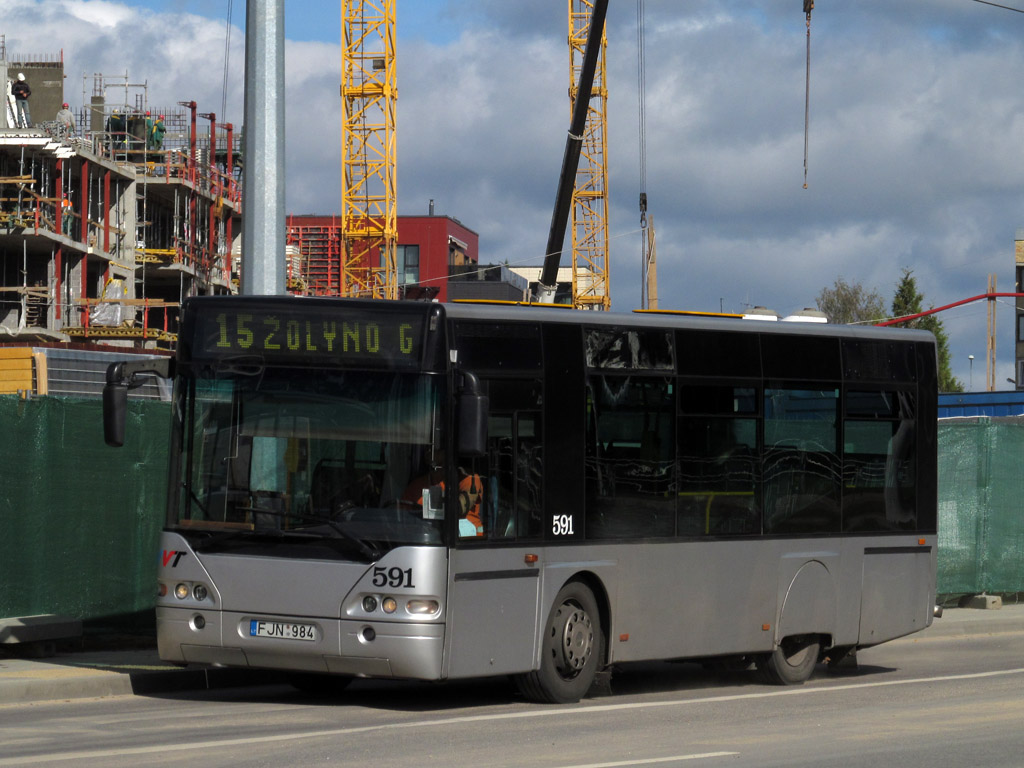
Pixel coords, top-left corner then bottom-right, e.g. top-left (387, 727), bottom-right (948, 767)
top-left (816, 277), bottom-right (886, 325)
top-left (890, 268), bottom-right (963, 393)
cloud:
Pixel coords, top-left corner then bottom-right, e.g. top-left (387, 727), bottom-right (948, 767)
top-left (8, 0), bottom-right (1024, 388)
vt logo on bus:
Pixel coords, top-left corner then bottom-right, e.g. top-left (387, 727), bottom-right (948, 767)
top-left (161, 550), bottom-right (188, 567)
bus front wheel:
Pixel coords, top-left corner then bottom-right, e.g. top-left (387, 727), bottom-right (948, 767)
top-left (515, 581), bottom-right (604, 704)
top-left (756, 634), bottom-right (821, 685)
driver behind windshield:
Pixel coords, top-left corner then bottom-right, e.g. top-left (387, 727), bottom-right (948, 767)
top-left (402, 450), bottom-right (483, 537)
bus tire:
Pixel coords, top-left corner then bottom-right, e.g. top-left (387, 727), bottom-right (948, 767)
top-left (756, 634), bottom-right (821, 685)
top-left (515, 581), bottom-right (603, 704)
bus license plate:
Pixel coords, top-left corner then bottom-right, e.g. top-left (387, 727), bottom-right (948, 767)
top-left (249, 619), bottom-right (317, 642)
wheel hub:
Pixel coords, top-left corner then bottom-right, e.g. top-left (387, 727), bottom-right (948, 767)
top-left (557, 605), bottom-right (593, 676)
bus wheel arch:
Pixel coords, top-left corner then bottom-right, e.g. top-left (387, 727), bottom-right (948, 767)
top-left (515, 578), bottom-right (606, 703)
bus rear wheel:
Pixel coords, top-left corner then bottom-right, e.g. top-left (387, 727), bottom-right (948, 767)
top-left (756, 634), bottom-right (821, 685)
top-left (515, 582), bottom-right (604, 704)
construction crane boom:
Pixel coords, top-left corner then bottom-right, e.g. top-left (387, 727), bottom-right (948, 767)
top-left (568, 0), bottom-right (611, 310)
top-left (341, 0), bottom-right (397, 299)
top-left (534, 0), bottom-right (610, 304)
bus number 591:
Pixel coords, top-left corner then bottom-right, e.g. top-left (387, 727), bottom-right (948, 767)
top-left (552, 515), bottom-right (575, 536)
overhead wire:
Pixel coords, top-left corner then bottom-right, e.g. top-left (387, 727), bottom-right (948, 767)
top-left (972, 0), bottom-right (1024, 12)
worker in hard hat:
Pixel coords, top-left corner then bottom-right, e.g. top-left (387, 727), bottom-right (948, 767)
top-left (106, 109), bottom-right (125, 153)
top-left (148, 113), bottom-right (166, 151)
top-left (61, 195), bottom-right (73, 237)
top-left (55, 102), bottom-right (75, 137)
top-left (11, 73), bottom-right (31, 128)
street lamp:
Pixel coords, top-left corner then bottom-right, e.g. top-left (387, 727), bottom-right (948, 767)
top-left (968, 355), bottom-right (974, 390)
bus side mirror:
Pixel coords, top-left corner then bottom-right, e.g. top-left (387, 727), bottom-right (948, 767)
top-left (457, 372), bottom-right (488, 458)
top-left (103, 381), bottom-right (128, 447)
top-left (102, 357), bottom-right (172, 448)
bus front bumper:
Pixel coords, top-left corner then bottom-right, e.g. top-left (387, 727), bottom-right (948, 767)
top-left (156, 606), bottom-right (445, 680)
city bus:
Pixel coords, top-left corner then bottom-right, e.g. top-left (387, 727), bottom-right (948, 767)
top-left (103, 295), bottom-right (938, 703)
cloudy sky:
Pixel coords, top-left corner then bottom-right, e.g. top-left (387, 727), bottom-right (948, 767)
top-left (5, 0), bottom-right (1024, 389)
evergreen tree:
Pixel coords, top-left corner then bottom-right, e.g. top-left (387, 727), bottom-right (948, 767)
top-left (816, 277), bottom-right (886, 325)
top-left (891, 268), bottom-right (963, 392)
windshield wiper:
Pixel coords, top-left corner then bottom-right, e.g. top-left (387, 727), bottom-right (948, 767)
top-left (246, 505), bottom-right (381, 560)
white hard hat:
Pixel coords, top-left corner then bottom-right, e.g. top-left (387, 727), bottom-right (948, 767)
top-left (17, 73), bottom-right (25, 81)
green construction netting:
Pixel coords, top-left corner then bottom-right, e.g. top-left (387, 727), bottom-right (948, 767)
top-left (938, 416), bottom-right (1024, 597)
top-left (0, 396), bottom-right (170, 631)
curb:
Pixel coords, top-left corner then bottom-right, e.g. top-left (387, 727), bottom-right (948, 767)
top-left (919, 615), bottom-right (1024, 639)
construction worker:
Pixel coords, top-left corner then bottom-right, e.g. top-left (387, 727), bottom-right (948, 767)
top-left (149, 114), bottom-right (166, 151)
top-left (402, 451), bottom-right (484, 537)
top-left (61, 196), bottom-right (73, 237)
top-left (106, 109), bottom-right (125, 153)
top-left (456, 471), bottom-right (484, 537)
top-left (55, 102), bottom-right (74, 137)
top-left (12, 73), bottom-right (31, 128)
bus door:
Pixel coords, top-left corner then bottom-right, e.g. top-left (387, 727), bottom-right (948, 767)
top-left (445, 388), bottom-right (544, 679)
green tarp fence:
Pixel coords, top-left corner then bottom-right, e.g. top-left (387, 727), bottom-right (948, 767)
top-left (937, 415), bottom-right (1024, 597)
top-left (1, 399), bottom-right (1022, 633)
top-left (0, 397), bottom-right (169, 632)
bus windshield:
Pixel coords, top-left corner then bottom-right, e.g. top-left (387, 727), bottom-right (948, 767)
top-left (174, 364), bottom-right (446, 552)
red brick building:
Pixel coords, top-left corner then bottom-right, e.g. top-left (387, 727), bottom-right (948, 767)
top-left (285, 214), bottom-right (479, 302)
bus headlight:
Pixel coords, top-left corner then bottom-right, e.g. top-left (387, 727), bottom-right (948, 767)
top-left (362, 596), bottom-right (378, 613)
top-left (174, 583), bottom-right (190, 600)
top-left (192, 584), bottom-right (208, 602)
top-left (382, 597), bottom-right (398, 614)
top-left (406, 599), bottom-right (440, 615)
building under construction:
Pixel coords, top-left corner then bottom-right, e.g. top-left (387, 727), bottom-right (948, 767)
top-left (0, 42), bottom-right (241, 394)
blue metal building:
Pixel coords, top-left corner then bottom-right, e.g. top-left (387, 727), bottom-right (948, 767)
top-left (938, 390), bottom-right (1024, 418)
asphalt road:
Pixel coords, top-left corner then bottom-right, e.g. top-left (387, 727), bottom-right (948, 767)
top-left (2, 629), bottom-right (1022, 768)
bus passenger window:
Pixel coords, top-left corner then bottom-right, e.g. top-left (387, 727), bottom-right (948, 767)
top-left (677, 385), bottom-right (759, 536)
top-left (585, 375), bottom-right (675, 539)
top-left (843, 390), bottom-right (917, 531)
top-left (763, 388), bottom-right (841, 534)
top-left (677, 417), bottom-right (757, 536)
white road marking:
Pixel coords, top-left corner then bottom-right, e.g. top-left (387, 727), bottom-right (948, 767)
top-left (552, 754), bottom-right (740, 767)
top-left (3, 667), bottom-right (1023, 766)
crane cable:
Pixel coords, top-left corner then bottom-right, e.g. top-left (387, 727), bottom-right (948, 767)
top-left (803, 1), bottom-right (813, 189)
top-left (637, 0), bottom-right (650, 307)
top-left (221, 0), bottom-right (233, 120)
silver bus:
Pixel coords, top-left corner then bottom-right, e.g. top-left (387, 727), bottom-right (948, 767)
top-left (104, 295), bottom-right (938, 703)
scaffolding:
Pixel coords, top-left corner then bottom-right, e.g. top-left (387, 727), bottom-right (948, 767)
top-left (285, 220), bottom-right (344, 296)
top-left (0, 61), bottom-right (241, 349)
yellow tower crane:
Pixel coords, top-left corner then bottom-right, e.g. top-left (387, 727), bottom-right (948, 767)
top-left (568, 0), bottom-right (611, 311)
top-left (341, 0), bottom-right (398, 299)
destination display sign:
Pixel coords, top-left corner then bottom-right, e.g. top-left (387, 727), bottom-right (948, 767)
top-left (183, 300), bottom-right (428, 368)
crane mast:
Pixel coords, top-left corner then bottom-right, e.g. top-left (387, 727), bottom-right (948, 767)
top-left (568, 0), bottom-right (611, 310)
top-left (341, 0), bottom-right (398, 299)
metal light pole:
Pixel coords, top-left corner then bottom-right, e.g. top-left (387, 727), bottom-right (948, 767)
top-left (241, 0), bottom-right (286, 295)
top-left (968, 355), bottom-right (974, 391)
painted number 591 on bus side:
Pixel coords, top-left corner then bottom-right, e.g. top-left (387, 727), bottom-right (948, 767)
top-left (552, 515), bottom-right (575, 536)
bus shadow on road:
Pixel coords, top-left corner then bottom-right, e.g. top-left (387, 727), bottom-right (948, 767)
top-left (599, 658), bottom-right (901, 698)
top-left (160, 658), bottom-right (901, 710)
